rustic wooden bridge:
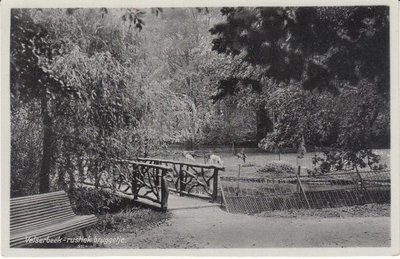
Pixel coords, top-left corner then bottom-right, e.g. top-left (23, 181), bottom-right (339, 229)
top-left (87, 158), bottom-right (225, 211)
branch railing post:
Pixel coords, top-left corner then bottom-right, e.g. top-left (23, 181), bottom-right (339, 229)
top-left (179, 164), bottom-right (184, 196)
top-left (212, 167), bottom-right (219, 202)
top-left (132, 164), bottom-right (138, 200)
top-left (160, 169), bottom-right (169, 211)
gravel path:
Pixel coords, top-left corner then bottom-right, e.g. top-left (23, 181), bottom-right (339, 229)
top-left (98, 197), bottom-right (390, 248)
top-left (255, 203), bottom-right (390, 218)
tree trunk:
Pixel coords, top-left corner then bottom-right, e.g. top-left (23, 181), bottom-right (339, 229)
top-left (39, 96), bottom-right (54, 193)
top-left (256, 107), bottom-right (273, 141)
top-left (66, 152), bottom-right (75, 193)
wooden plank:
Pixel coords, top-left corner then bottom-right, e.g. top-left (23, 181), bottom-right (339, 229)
top-left (11, 196), bottom-right (70, 208)
top-left (11, 191), bottom-right (66, 201)
top-left (10, 210), bottom-right (74, 224)
top-left (168, 189), bottom-right (211, 200)
top-left (11, 203), bottom-right (72, 218)
top-left (11, 213), bottom-right (76, 232)
top-left (11, 215), bottom-right (77, 232)
top-left (11, 201), bottom-right (72, 215)
top-left (11, 210), bottom-right (75, 225)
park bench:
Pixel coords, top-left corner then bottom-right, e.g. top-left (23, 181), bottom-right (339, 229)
top-left (10, 191), bottom-right (97, 248)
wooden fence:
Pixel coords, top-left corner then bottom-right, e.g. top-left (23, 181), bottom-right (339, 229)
top-left (220, 169), bottom-right (390, 214)
top-left (136, 157), bottom-right (225, 202)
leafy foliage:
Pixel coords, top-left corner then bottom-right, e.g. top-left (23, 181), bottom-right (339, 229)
top-left (311, 149), bottom-right (387, 175)
top-left (10, 101), bottom-right (42, 197)
top-left (210, 6), bottom-right (390, 156)
top-left (10, 9), bottom-right (145, 194)
top-left (68, 187), bottom-right (131, 215)
top-left (210, 6), bottom-right (389, 95)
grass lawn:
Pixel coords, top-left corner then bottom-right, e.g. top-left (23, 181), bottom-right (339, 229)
top-left (203, 149), bottom-right (390, 178)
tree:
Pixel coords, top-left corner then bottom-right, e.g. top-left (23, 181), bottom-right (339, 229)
top-left (210, 6), bottom-right (389, 95)
top-left (11, 9), bottom-right (63, 193)
top-left (134, 8), bottom-right (251, 147)
top-left (11, 8), bottom-right (230, 195)
top-left (209, 6), bottom-right (390, 153)
top-left (10, 8), bottom-right (145, 194)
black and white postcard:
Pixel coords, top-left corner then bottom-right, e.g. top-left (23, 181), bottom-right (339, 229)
top-left (1, 0), bottom-right (399, 256)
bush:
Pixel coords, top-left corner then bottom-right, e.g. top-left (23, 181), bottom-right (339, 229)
top-left (68, 187), bottom-right (132, 215)
top-left (257, 161), bottom-right (296, 177)
top-left (312, 149), bottom-right (388, 174)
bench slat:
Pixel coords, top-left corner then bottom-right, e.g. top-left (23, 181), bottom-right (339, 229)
top-left (11, 191), bottom-right (66, 201)
top-left (11, 203), bottom-right (73, 219)
top-left (11, 210), bottom-right (76, 227)
top-left (11, 213), bottom-right (77, 233)
top-left (11, 199), bottom-right (72, 212)
top-left (11, 203), bottom-right (74, 220)
top-left (11, 192), bottom-right (68, 204)
top-left (11, 195), bottom-right (70, 207)
top-left (11, 200), bottom-right (70, 213)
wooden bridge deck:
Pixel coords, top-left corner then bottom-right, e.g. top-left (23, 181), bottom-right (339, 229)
top-left (131, 193), bottom-right (221, 211)
top-left (167, 194), bottom-right (221, 211)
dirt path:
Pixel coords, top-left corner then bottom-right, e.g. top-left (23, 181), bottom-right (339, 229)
top-left (101, 196), bottom-right (390, 248)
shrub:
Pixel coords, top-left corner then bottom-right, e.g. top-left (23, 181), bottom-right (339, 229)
top-left (68, 187), bottom-right (132, 215)
top-left (312, 149), bottom-right (388, 174)
top-left (257, 161), bottom-right (296, 177)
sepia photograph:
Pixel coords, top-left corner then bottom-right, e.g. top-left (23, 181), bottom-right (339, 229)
top-left (1, 0), bottom-right (399, 256)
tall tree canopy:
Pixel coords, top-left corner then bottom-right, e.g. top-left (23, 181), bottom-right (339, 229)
top-left (210, 6), bottom-right (390, 153)
top-left (210, 6), bottom-right (389, 97)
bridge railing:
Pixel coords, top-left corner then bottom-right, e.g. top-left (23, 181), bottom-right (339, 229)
top-left (136, 157), bottom-right (225, 202)
top-left (110, 159), bottom-right (171, 211)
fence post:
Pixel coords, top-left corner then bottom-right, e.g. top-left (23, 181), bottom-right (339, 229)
top-left (354, 168), bottom-right (369, 202)
top-left (296, 166), bottom-right (311, 209)
top-left (236, 164), bottom-right (241, 196)
top-left (212, 168), bottom-right (219, 202)
top-left (160, 169), bottom-right (169, 211)
top-left (219, 176), bottom-right (229, 212)
top-left (179, 164), bottom-right (184, 196)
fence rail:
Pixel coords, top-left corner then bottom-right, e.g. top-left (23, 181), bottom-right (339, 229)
top-left (220, 170), bottom-right (390, 214)
top-left (136, 157), bottom-right (224, 201)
